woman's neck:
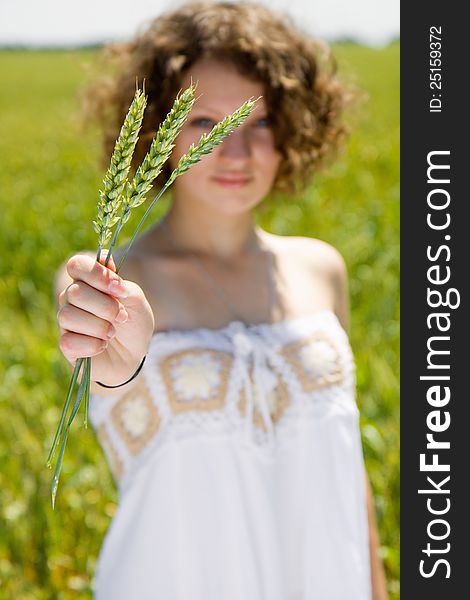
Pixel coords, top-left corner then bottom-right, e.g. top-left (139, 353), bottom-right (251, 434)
top-left (162, 197), bottom-right (264, 261)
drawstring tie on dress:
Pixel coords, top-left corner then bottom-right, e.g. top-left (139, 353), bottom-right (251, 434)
top-left (229, 322), bottom-right (277, 449)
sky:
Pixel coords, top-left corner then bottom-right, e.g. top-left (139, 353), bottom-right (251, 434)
top-left (0, 0), bottom-right (399, 47)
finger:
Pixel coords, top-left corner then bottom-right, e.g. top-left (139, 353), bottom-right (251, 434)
top-left (98, 248), bottom-right (117, 273)
top-left (66, 254), bottom-right (129, 298)
top-left (59, 281), bottom-right (129, 324)
top-left (57, 304), bottom-right (117, 341)
top-left (59, 331), bottom-right (108, 361)
top-left (58, 283), bottom-right (74, 309)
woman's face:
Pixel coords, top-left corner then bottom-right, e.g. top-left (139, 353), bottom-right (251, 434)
top-left (169, 58), bottom-right (282, 215)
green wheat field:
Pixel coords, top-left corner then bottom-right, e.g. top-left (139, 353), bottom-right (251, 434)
top-left (0, 43), bottom-right (399, 598)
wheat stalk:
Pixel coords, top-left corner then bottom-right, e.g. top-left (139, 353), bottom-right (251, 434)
top-left (46, 87), bottom-right (150, 509)
top-left (47, 86), bottom-right (258, 509)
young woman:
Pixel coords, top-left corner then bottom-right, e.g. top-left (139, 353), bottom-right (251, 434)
top-left (55, 2), bottom-right (388, 598)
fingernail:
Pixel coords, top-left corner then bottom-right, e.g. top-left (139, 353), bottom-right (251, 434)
top-left (106, 325), bottom-right (116, 339)
top-left (108, 280), bottom-right (129, 298)
top-left (115, 308), bottom-right (129, 324)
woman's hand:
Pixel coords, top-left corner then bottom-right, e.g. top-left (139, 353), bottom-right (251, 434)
top-left (56, 251), bottom-right (155, 387)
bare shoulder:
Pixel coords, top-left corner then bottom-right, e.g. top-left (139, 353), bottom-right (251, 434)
top-left (263, 231), bottom-right (347, 279)
top-left (262, 231), bottom-right (350, 331)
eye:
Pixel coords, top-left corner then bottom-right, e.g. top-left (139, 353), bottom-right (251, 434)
top-left (191, 117), bottom-right (215, 128)
top-left (252, 116), bottom-right (271, 128)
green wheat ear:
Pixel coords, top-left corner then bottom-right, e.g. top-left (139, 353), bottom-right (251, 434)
top-left (104, 85), bottom-right (196, 260)
top-left (93, 88), bottom-right (147, 249)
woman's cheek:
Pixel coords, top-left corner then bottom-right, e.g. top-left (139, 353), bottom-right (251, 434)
top-left (258, 145), bottom-right (282, 176)
top-left (252, 130), bottom-right (281, 158)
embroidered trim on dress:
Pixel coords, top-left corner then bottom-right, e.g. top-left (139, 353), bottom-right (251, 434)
top-left (111, 377), bottom-right (161, 455)
top-left (280, 333), bottom-right (343, 392)
top-left (90, 314), bottom-right (356, 489)
top-left (160, 349), bottom-right (233, 414)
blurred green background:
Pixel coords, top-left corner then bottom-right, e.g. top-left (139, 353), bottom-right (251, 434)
top-left (0, 43), bottom-right (399, 598)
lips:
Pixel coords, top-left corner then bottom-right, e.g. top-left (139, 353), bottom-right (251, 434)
top-left (211, 174), bottom-right (252, 187)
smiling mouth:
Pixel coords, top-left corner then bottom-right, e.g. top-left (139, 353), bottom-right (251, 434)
top-left (211, 175), bottom-right (253, 187)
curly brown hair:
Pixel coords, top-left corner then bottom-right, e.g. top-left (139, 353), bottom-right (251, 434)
top-left (83, 0), bottom-right (352, 195)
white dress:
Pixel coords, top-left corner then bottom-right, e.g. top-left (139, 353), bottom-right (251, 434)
top-left (89, 310), bottom-right (371, 599)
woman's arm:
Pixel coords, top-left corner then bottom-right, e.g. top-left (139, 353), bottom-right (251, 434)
top-left (365, 470), bottom-right (389, 600)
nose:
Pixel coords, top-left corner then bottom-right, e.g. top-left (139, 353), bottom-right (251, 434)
top-left (219, 127), bottom-right (251, 160)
